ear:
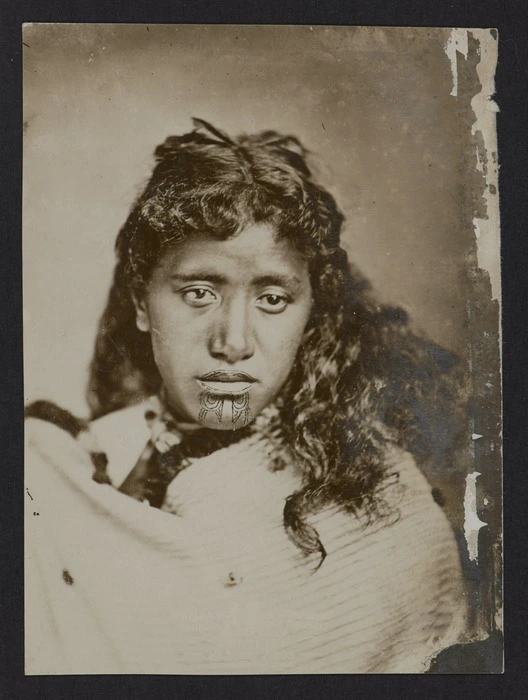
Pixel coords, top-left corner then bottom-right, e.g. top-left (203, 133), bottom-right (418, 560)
top-left (132, 295), bottom-right (150, 333)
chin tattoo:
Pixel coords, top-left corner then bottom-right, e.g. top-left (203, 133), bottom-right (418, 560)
top-left (231, 392), bottom-right (252, 426)
top-left (198, 391), bottom-right (252, 427)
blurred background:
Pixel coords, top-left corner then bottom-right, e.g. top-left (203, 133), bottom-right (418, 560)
top-left (23, 24), bottom-right (476, 416)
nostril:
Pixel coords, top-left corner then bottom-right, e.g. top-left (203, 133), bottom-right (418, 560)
top-left (208, 330), bottom-right (254, 363)
top-left (210, 347), bottom-right (227, 360)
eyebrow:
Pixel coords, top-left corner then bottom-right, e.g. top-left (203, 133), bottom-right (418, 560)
top-left (171, 272), bottom-right (227, 285)
top-left (171, 272), bottom-right (303, 292)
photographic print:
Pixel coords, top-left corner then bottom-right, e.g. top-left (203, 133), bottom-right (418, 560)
top-left (23, 24), bottom-right (502, 674)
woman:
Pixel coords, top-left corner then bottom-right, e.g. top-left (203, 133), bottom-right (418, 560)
top-left (25, 119), bottom-right (468, 674)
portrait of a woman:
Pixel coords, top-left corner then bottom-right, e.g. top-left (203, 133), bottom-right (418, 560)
top-left (25, 118), bottom-right (469, 674)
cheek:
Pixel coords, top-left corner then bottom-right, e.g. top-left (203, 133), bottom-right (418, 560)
top-left (263, 314), bottom-right (309, 377)
top-left (147, 296), bottom-right (201, 347)
top-left (145, 305), bottom-right (185, 371)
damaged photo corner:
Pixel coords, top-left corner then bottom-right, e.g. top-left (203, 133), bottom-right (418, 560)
top-left (23, 24), bottom-right (502, 674)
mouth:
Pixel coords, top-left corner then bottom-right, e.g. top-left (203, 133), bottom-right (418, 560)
top-left (197, 370), bottom-right (258, 395)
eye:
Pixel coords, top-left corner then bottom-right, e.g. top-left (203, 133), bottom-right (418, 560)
top-left (256, 293), bottom-right (289, 314)
top-left (181, 287), bottom-right (217, 307)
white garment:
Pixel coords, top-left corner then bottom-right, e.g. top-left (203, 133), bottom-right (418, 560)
top-left (25, 402), bottom-right (467, 674)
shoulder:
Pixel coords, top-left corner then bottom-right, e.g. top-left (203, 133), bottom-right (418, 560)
top-left (311, 448), bottom-right (468, 668)
top-left (382, 447), bottom-right (463, 575)
top-left (25, 399), bottom-right (153, 488)
top-left (89, 400), bottom-right (152, 486)
top-left (313, 446), bottom-right (455, 547)
top-left (379, 447), bottom-right (463, 566)
top-left (311, 446), bottom-right (466, 617)
top-left (25, 408), bottom-right (95, 487)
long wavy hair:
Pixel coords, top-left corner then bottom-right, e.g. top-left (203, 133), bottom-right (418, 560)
top-left (88, 118), bottom-right (465, 560)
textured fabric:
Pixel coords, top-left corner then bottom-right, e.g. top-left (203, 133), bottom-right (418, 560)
top-left (117, 396), bottom-right (259, 507)
top-left (25, 402), bottom-right (468, 674)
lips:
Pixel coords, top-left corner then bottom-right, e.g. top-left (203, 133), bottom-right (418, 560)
top-left (197, 370), bottom-right (258, 395)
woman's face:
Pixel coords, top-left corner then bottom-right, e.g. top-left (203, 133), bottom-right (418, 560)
top-left (135, 222), bottom-right (312, 430)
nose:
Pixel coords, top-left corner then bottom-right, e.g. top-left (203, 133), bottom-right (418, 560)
top-left (208, 297), bottom-right (255, 364)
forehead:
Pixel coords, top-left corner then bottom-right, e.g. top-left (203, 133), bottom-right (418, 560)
top-left (155, 223), bottom-right (309, 279)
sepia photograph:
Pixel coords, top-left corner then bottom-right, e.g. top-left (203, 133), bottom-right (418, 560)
top-left (23, 24), bottom-right (502, 674)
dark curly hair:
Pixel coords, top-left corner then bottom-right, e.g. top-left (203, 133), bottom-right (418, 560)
top-left (87, 118), bottom-right (465, 561)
